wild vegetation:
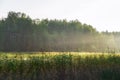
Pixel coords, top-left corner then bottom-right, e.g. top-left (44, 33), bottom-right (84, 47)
top-left (0, 11), bottom-right (120, 52)
top-left (0, 52), bottom-right (120, 80)
top-left (0, 12), bottom-right (120, 80)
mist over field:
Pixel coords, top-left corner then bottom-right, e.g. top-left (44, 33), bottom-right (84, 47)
top-left (1, 0), bottom-right (120, 80)
top-left (0, 11), bottom-right (120, 52)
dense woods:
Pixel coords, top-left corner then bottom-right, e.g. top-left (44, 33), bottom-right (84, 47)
top-left (0, 11), bottom-right (120, 52)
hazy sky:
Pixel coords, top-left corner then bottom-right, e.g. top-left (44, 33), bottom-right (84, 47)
top-left (0, 0), bottom-right (120, 32)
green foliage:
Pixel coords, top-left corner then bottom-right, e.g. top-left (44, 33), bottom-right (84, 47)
top-left (0, 11), bottom-right (120, 52)
top-left (0, 52), bottom-right (120, 80)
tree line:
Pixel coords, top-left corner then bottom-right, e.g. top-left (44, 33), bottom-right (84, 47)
top-left (0, 11), bottom-right (120, 52)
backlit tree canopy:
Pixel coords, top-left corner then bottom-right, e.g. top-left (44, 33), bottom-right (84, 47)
top-left (0, 11), bottom-right (119, 52)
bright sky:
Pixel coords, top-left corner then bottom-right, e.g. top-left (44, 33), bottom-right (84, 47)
top-left (0, 0), bottom-right (120, 32)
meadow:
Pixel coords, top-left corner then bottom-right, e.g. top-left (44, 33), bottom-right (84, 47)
top-left (0, 52), bottom-right (120, 80)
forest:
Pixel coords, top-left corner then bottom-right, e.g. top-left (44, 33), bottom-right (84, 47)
top-left (0, 11), bottom-right (120, 52)
top-left (1, 12), bottom-right (120, 80)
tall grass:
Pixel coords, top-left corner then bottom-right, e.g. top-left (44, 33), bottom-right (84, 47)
top-left (0, 52), bottom-right (120, 80)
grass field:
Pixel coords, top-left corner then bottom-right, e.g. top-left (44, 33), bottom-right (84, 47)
top-left (0, 52), bottom-right (120, 80)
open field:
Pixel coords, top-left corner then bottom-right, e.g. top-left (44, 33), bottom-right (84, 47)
top-left (0, 52), bottom-right (120, 80)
